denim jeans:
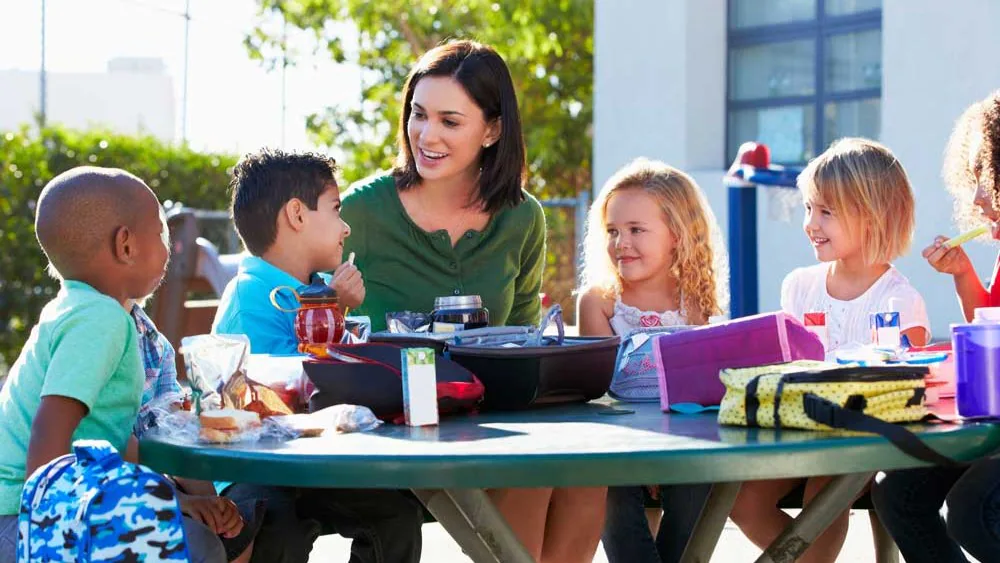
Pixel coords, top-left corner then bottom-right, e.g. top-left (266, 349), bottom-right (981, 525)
top-left (602, 484), bottom-right (712, 563)
top-left (0, 515), bottom-right (15, 563)
top-left (871, 458), bottom-right (1000, 563)
top-left (224, 484), bottom-right (423, 563)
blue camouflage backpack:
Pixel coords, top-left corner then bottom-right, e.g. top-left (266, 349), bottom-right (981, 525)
top-left (17, 440), bottom-right (190, 562)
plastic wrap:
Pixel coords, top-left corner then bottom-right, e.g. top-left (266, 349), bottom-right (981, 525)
top-left (148, 403), bottom-right (382, 444)
top-left (385, 311), bottom-right (431, 333)
top-left (180, 334), bottom-right (251, 411)
top-left (342, 316), bottom-right (372, 344)
top-left (173, 334), bottom-right (380, 443)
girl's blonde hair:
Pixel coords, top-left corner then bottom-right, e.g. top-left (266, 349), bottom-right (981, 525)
top-left (798, 137), bottom-right (915, 265)
top-left (581, 158), bottom-right (729, 324)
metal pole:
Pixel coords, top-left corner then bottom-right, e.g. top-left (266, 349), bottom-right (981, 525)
top-left (728, 182), bottom-right (758, 318)
top-left (755, 473), bottom-right (874, 563)
top-left (280, 17), bottom-right (288, 148)
top-left (39, 0), bottom-right (47, 128)
top-left (679, 482), bottom-right (742, 563)
top-left (181, 0), bottom-right (191, 143)
top-left (412, 488), bottom-right (536, 563)
top-left (574, 189), bottom-right (590, 289)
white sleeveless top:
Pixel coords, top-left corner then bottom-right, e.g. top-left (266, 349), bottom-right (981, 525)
top-left (609, 297), bottom-right (688, 336)
top-left (780, 263), bottom-right (931, 353)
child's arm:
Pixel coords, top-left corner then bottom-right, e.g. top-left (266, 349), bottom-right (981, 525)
top-left (923, 236), bottom-right (988, 322)
top-left (901, 326), bottom-right (929, 347)
top-left (507, 201), bottom-right (546, 327)
top-left (125, 434), bottom-right (140, 463)
top-left (26, 396), bottom-right (88, 477)
top-left (172, 476), bottom-right (218, 496)
top-left (577, 287), bottom-right (614, 337)
top-left (895, 285), bottom-right (932, 347)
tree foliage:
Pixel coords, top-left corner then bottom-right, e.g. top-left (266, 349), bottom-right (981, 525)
top-left (246, 0), bottom-right (593, 198)
top-left (246, 0), bottom-right (594, 318)
top-left (0, 125), bottom-right (236, 369)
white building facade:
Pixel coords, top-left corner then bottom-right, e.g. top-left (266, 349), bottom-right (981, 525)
top-left (0, 57), bottom-right (175, 140)
top-left (595, 0), bottom-right (1000, 338)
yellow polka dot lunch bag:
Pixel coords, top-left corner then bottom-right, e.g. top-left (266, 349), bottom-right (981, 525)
top-left (718, 360), bottom-right (962, 466)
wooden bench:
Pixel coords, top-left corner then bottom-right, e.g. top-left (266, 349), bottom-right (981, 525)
top-left (149, 206), bottom-right (240, 375)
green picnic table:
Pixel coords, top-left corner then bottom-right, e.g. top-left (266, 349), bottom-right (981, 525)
top-left (139, 399), bottom-right (1000, 563)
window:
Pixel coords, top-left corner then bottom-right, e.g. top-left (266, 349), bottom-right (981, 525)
top-left (727, 0), bottom-right (882, 164)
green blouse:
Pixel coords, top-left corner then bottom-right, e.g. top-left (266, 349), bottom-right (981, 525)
top-left (341, 173), bottom-right (545, 332)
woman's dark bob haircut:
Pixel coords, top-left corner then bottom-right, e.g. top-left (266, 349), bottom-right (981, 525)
top-left (393, 39), bottom-right (527, 213)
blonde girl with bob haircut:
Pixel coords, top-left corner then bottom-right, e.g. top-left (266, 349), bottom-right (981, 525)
top-left (730, 137), bottom-right (931, 563)
top-left (578, 158), bottom-right (727, 563)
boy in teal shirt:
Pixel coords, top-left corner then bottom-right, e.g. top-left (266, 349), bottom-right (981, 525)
top-left (214, 148), bottom-right (422, 563)
top-left (0, 167), bottom-right (171, 558)
top-left (0, 167), bottom-right (244, 563)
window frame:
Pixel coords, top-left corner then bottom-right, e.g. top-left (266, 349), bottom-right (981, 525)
top-left (726, 0), bottom-right (882, 165)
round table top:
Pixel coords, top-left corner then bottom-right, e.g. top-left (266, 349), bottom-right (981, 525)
top-left (139, 400), bottom-right (1000, 489)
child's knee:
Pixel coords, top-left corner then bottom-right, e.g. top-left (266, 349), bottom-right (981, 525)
top-left (730, 481), bottom-right (786, 523)
top-left (730, 485), bottom-right (765, 523)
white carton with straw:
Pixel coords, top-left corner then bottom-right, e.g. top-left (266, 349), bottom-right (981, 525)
top-left (401, 348), bottom-right (439, 426)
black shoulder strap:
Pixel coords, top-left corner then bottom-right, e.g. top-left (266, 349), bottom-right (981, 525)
top-left (802, 393), bottom-right (963, 467)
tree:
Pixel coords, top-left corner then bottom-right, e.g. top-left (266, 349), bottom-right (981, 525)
top-left (0, 124), bottom-right (236, 370)
top-left (246, 0), bottom-right (594, 317)
top-left (247, 0), bottom-right (593, 198)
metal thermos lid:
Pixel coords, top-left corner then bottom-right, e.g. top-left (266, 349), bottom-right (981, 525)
top-left (434, 295), bottom-right (483, 310)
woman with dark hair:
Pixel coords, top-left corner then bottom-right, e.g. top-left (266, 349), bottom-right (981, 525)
top-left (342, 40), bottom-right (604, 562)
top-left (342, 39), bottom-right (544, 333)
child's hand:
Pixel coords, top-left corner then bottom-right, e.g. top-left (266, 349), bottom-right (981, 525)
top-left (923, 236), bottom-right (975, 277)
top-left (177, 492), bottom-right (244, 538)
top-left (331, 262), bottom-right (365, 311)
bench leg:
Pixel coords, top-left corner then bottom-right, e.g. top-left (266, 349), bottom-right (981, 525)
top-left (869, 510), bottom-right (899, 563)
top-left (679, 481), bottom-right (742, 563)
top-left (412, 488), bottom-right (535, 563)
top-left (755, 472), bottom-right (874, 563)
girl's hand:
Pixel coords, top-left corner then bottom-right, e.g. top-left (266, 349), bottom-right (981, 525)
top-left (331, 262), bottom-right (365, 311)
top-left (922, 236), bottom-right (975, 277)
top-left (178, 492), bottom-right (244, 538)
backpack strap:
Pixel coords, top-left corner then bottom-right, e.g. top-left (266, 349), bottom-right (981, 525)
top-left (73, 440), bottom-right (120, 467)
top-left (802, 393), bottom-right (964, 467)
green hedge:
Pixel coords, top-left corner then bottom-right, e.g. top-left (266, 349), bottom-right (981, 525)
top-left (0, 124), bottom-right (582, 375)
top-left (0, 125), bottom-right (237, 370)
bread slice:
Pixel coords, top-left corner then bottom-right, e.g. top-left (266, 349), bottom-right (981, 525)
top-left (198, 426), bottom-right (242, 444)
top-left (200, 409), bottom-right (261, 431)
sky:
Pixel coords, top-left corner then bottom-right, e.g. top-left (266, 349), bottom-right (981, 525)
top-left (0, 0), bottom-right (362, 155)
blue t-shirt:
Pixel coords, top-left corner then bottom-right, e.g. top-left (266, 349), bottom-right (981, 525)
top-left (213, 256), bottom-right (311, 355)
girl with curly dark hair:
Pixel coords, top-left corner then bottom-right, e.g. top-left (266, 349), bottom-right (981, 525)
top-left (920, 90), bottom-right (1000, 320)
top-left (871, 90), bottom-right (1000, 563)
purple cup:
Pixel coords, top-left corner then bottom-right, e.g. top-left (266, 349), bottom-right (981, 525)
top-left (951, 323), bottom-right (1000, 417)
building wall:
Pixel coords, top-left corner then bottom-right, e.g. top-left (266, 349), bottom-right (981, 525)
top-left (880, 0), bottom-right (1000, 337)
top-left (0, 58), bottom-right (175, 140)
top-left (595, 0), bottom-right (1000, 338)
top-left (594, 0), bottom-right (727, 187)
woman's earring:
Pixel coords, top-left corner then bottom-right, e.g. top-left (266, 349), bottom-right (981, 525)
top-left (483, 141), bottom-right (492, 148)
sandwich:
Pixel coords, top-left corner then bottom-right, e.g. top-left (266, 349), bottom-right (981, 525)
top-left (198, 409), bottom-right (262, 443)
